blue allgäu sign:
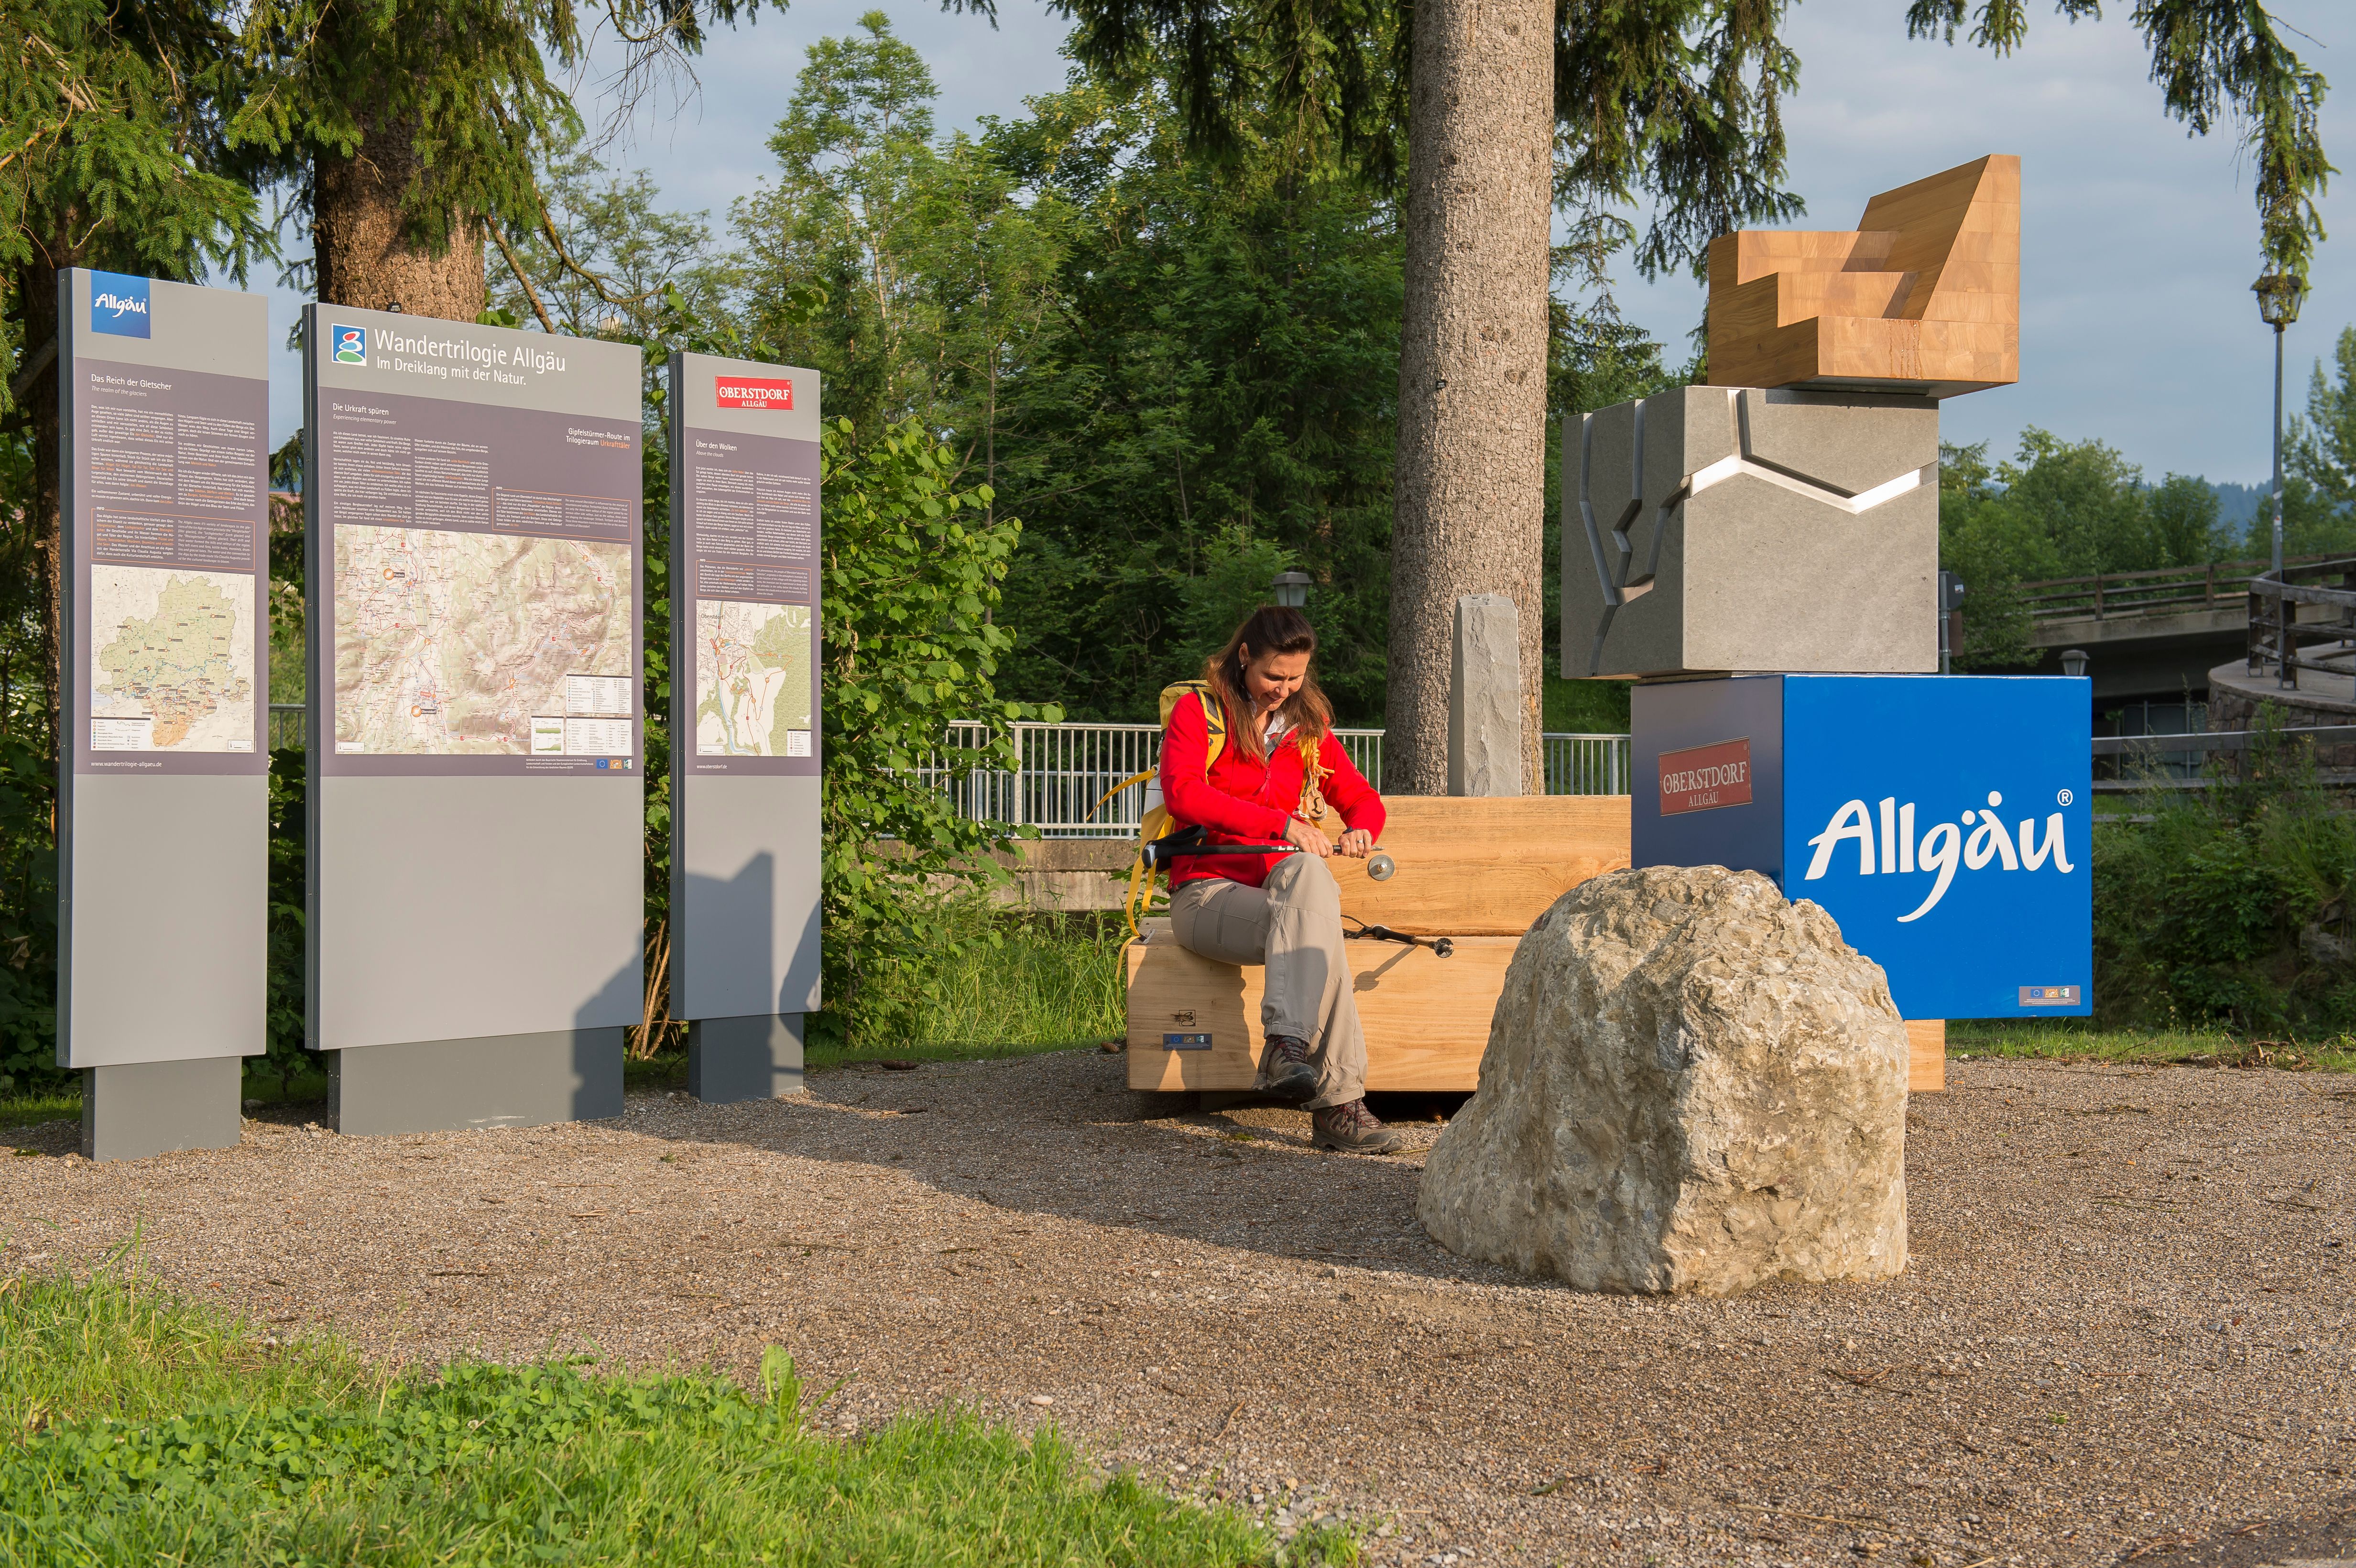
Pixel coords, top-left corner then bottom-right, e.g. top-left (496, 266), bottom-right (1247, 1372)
top-left (1633, 675), bottom-right (2092, 1020)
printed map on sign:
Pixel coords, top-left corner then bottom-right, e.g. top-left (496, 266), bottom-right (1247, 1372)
top-left (695, 599), bottom-right (812, 756)
top-left (334, 525), bottom-right (632, 753)
top-left (89, 565), bottom-right (255, 751)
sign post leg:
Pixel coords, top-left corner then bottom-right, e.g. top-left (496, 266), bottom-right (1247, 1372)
top-left (688, 1013), bottom-right (805, 1104)
top-left (81, 1058), bottom-right (242, 1162)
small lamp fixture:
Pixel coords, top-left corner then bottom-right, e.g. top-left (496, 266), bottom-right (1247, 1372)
top-left (2060, 648), bottom-right (2090, 680)
top-left (1270, 570), bottom-right (1312, 609)
top-left (2253, 272), bottom-right (2307, 329)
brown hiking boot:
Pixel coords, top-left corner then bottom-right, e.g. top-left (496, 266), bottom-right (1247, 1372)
top-left (1257, 1035), bottom-right (1318, 1102)
top-left (1311, 1099), bottom-right (1401, 1154)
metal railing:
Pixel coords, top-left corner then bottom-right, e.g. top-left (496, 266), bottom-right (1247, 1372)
top-left (2248, 556), bottom-right (2356, 691)
top-left (919, 722), bottom-right (1630, 836)
top-left (2018, 555), bottom-right (2336, 623)
top-left (264, 704), bottom-right (1632, 829)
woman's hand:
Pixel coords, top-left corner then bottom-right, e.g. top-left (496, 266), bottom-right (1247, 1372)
top-left (1283, 816), bottom-right (1334, 857)
top-left (1335, 828), bottom-right (1374, 860)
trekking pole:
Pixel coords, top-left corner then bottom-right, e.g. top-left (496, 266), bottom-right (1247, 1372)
top-left (1143, 826), bottom-right (1396, 881)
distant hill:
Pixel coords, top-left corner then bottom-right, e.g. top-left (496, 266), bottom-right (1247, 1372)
top-left (2211, 479), bottom-right (2269, 538)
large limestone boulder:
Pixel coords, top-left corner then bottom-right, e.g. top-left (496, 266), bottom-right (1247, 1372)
top-left (1418, 865), bottom-right (1908, 1295)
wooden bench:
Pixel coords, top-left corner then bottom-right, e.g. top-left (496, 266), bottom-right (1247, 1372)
top-left (1123, 794), bottom-right (1948, 1095)
top-left (1123, 796), bottom-right (1630, 1093)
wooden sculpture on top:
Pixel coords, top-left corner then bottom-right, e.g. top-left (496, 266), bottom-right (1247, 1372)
top-left (1707, 154), bottom-right (2018, 399)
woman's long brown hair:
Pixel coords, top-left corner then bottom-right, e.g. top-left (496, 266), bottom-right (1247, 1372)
top-left (1201, 605), bottom-right (1334, 764)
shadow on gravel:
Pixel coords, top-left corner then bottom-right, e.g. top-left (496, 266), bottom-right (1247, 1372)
top-left (628, 1046), bottom-right (1502, 1285)
top-left (2122, 1488), bottom-right (2356, 1568)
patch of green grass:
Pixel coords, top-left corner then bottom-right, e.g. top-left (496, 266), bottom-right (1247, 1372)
top-left (0, 1087), bottom-right (76, 1132)
top-left (812, 903), bottom-right (1125, 1069)
top-left (0, 1261), bottom-right (1343, 1566)
top-left (0, 1248), bottom-right (376, 1437)
top-left (1947, 1017), bottom-right (2356, 1073)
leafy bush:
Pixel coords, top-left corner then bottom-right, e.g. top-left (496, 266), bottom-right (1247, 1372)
top-left (0, 732), bottom-right (58, 1096)
top-left (818, 418), bottom-right (1061, 1048)
top-left (2094, 710), bottom-right (2356, 1035)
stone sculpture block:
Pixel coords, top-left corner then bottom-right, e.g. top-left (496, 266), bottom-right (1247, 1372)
top-left (1560, 385), bottom-right (1940, 680)
top-left (1448, 593), bottom-right (1522, 796)
top-left (1417, 864), bottom-right (1909, 1295)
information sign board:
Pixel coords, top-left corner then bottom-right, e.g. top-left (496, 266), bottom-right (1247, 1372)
top-left (1633, 674), bottom-right (2092, 1020)
top-left (305, 307), bottom-right (644, 1125)
top-left (58, 270), bottom-right (269, 1089)
top-left (668, 352), bottom-right (822, 1098)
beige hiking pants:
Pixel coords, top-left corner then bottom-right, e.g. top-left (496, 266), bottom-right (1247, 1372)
top-left (1168, 853), bottom-right (1368, 1109)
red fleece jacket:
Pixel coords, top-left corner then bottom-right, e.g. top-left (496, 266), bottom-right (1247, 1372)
top-left (1158, 691), bottom-right (1385, 891)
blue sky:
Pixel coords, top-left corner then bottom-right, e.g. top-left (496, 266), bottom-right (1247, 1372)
top-left (257, 0), bottom-right (2352, 489)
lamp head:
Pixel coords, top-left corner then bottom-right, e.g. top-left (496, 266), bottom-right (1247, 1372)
top-left (2254, 272), bottom-right (2307, 328)
top-left (1270, 570), bottom-right (1312, 609)
top-left (2060, 648), bottom-right (2090, 680)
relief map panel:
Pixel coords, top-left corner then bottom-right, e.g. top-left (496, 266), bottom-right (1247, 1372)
top-left (72, 359), bottom-right (267, 774)
top-left (316, 381), bottom-right (641, 776)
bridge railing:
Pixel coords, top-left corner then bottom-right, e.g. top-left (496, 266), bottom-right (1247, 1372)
top-left (2018, 555), bottom-right (2343, 624)
top-left (2248, 556), bottom-right (2356, 691)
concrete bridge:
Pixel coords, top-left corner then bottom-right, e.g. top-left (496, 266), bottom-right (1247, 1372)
top-left (2010, 558), bottom-right (2342, 703)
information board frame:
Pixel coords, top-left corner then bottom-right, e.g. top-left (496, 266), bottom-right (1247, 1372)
top-left (667, 351), bottom-right (822, 1102)
top-left (304, 306), bottom-right (646, 1132)
top-left (57, 269), bottom-right (272, 1159)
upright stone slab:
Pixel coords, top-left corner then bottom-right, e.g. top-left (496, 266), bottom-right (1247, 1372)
top-left (305, 308), bottom-right (644, 1133)
top-left (58, 271), bottom-right (272, 1160)
top-left (1561, 386), bottom-right (1939, 680)
top-left (1418, 865), bottom-right (1909, 1295)
top-left (668, 353), bottom-right (823, 1103)
top-left (1448, 593), bottom-right (1522, 796)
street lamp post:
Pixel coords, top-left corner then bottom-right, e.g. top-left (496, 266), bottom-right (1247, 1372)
top-left (2254, 271), bottom-right (2307, 687)
top-left (1270, 570), bottom-right (1312, 609)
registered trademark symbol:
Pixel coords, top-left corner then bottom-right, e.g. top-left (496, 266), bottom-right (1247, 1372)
top-left (2056, 788), bottom-right (2074, 806)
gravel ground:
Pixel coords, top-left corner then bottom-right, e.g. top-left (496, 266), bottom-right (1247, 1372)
top-left (2, 1049), bottom-right (2352, 1568)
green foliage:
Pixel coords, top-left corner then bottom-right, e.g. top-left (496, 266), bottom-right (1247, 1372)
top-left (0, 1263), bottom-right (1310, 1567)
top-left (983, 78), bottom-right (1404, 723)
top-left (879, 902), bottom-right (1125, 1059)
top-left (0, 734), bottom-right (56, 1097)
top-left (1904, 0), bottom-right (2330, 277)
top-left (0, 0), bottom-right (270, 312)
top-left (2094, 708), bottom-right (2356, 1037)
top-left (0, 1250), bottom-right (375, 1438)
top-left (263, 751), bottom-right (308, 1085)
top-left (818, 418), bottom-right (1058, 1045)
top-left (1938, 432), bottom-right (2246, 670)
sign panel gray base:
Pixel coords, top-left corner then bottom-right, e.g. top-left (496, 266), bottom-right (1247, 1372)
top-left (329, 1029), bottom-right (624, 1136)
top-left (81, 1056), bottom-right (243, 1162)
top-left (689, 1013), bottom-right (805, 1103)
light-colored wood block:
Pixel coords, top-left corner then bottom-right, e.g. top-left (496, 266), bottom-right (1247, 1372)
top-left (1706, 153), bottom-right (2019, 397)
top-left (1313, 794), bottom-right (1632, 936)
top-left (1906, 1019), bottom-right (1946, 1093)
top-left (1125, 932), bottom-right (1515, 1093)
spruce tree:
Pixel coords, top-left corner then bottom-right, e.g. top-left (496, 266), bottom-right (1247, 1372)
top-left (1032, 0), bottom-right (2332, 791)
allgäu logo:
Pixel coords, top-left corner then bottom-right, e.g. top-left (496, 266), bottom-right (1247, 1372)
top-left (331, 325), bottom-right (367, 364)
top-left (90, 272), bottom-right (150, 338)
top-left (1803, 790), bottom-right (2072, 923)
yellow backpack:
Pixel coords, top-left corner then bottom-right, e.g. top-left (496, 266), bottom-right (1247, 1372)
top-left (1096, 681), bottom-right (1322, 937)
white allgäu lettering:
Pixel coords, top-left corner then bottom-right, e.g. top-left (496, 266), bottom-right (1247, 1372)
top-left (1804, 799), bottom-right (1875, 880)
top-left (1801, 787), bottom-right (2073, 924)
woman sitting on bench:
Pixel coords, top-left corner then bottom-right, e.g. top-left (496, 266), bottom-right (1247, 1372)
top-left (1159, 606), bottom-right (1400, 1154)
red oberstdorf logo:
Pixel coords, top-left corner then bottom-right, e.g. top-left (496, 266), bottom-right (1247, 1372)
top-left (715, 375), bottom-right (793, 410)
top-left (1658, 738), bottom-right (1752, 816)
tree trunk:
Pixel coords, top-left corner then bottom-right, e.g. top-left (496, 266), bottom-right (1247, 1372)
top-left (1382, 0), bottom-right (1553, 795)
top-left (314, 120), bottom-right (486, 320)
